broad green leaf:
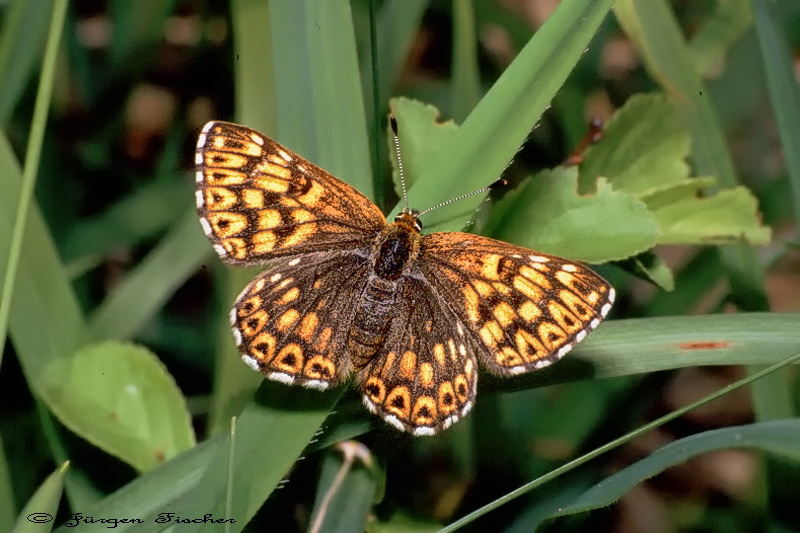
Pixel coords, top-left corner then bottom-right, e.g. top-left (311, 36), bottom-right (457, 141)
top-left (553, 419), bottom-right (800, 517)
top-left (484, 167), bottom-right (659, 263)
top-left (580, 93), bottom-right (690, 196)
top-left (579, 93), bottom-right (771, 247)
top-left (389, 97), bottom-right (459, 196)
top-left (41, 341), bottom-right (195, 472)
top-left (642, 181), bottom-right (772, 245)
top-left (12, 462), bottom-right (67, 533)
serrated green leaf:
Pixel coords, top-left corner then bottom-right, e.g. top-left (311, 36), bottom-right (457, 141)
top-left (579, 93), bottom-right (690, 196)
top-left (484, 167), bottom-right (659, 263)
top-left (389, 97), bottom-right (459, 196)
top-left (552, 419), bottom-right (800, 517)
top-left (643, 183), bottom-right (772, 244)
top-left (615, 251), bottom-right (674, 291)
top-left (41, 341), bottom-right (195, 472)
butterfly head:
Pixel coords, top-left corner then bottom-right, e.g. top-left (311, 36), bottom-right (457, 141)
top-left (394, 209), bottom-right (423, 232)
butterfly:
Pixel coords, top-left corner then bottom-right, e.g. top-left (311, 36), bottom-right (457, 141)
top-left (195, 119), bottom-right (614, 436)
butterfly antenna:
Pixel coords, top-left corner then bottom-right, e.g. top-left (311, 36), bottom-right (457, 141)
top-left (417, 178), bottom-right (507, 217)
top-left (389, 115), bottom-right (410, 213)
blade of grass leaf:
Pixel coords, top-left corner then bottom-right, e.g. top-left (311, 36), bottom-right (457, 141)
top-left (0, 0), bottom-right (54, 124)
top-left (53, 436), bottom-right (227, 533)
top-left (12, 462), bottom-right (68, 533)
top-left (205, 1), bottom-right (373, 528)
top-left (481, 313), bottom-right (800, 392)
top-left (753, 0), bottom-right (800, 233)
top-left (207, 0), bottom-right (276, 435)
top-left (0, 433), bottom-right (15, 533)
top-left (554, 419), bottom-right (800, 517)
top-left (689, 0), bottom-right (752, 76)
top-left (359, 0), bottom-right (427, 132)
top-left (440, 350), bottom-right (800, 532)
top-left (0, 0), bottom-right (67, 367)
top-left (450, 0), bottom-right (480, 122)
top-left (88, 210), bottom-right (212, 340)
top-left (271, 0), bottom-right (372, 194)
top-left (0, 134), bottom-right (90, 397)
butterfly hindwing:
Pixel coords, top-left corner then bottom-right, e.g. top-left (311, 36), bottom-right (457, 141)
top-left (231, 250), bottom-right (372, 390)
top-left (357, 276), bottom-right (480, 435)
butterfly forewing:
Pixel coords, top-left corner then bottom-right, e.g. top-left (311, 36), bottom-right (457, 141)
top-left (195, 121), bottom-right (386, 265)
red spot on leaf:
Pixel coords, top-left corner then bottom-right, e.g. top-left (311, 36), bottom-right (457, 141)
top-left (678, 341), bottom-right (732, 350)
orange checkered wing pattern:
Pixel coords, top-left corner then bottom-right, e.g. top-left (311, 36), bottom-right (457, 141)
top-left (418, 232), bottom-right (615, 376)
top-left (195, 121), bottom-right (386, 265)
top-left (356, 276), bottom-right (482, 435)
top-left (230, 250), bottom-right (373, 390)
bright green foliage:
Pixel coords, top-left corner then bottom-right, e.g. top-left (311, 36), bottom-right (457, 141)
top-left (43, 342), bottom-right (195, 472)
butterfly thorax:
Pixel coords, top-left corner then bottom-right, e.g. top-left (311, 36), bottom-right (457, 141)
top-left (373, 211), bottom-right (421, 280)
top-left (347, 211), bottom-right (422, 368)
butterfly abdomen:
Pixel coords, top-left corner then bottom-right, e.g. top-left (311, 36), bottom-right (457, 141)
top-left (348, 277), bottom-right (397, 367)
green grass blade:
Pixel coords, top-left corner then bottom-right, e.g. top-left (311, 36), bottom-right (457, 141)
top-left (0, 0), bottom-right (68, 366)
top-left (271, 0), bottom-right (372, 194)
top-left (358, 0), bottom-right (427, 149)
top-left (12, 462), bottom-right (68, 533)
top-left (554, 419), bottom-right (800, 517)
top-left (0, 433), bottom-right (15, 533)
top-left (88, 211), bottom-right (211, 340)
top-left (689, 0), bottom-right (752, 75)
top-left (481, 313), bottom-right (800, 392)
top-left (450, 0), bottom-right (480, 122)
top-left (207, 0), bottom-right (276, 435)
top-left (0, 0), bottom-right (55, 124)
top-left (752, 0), bottom-right (800, 232)
top-left (204, 1), bottom-right (374, 527)
top-left (394, 0), bottom-right (613, 232)
top-left (53, 436), bottom-right (226, 533)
